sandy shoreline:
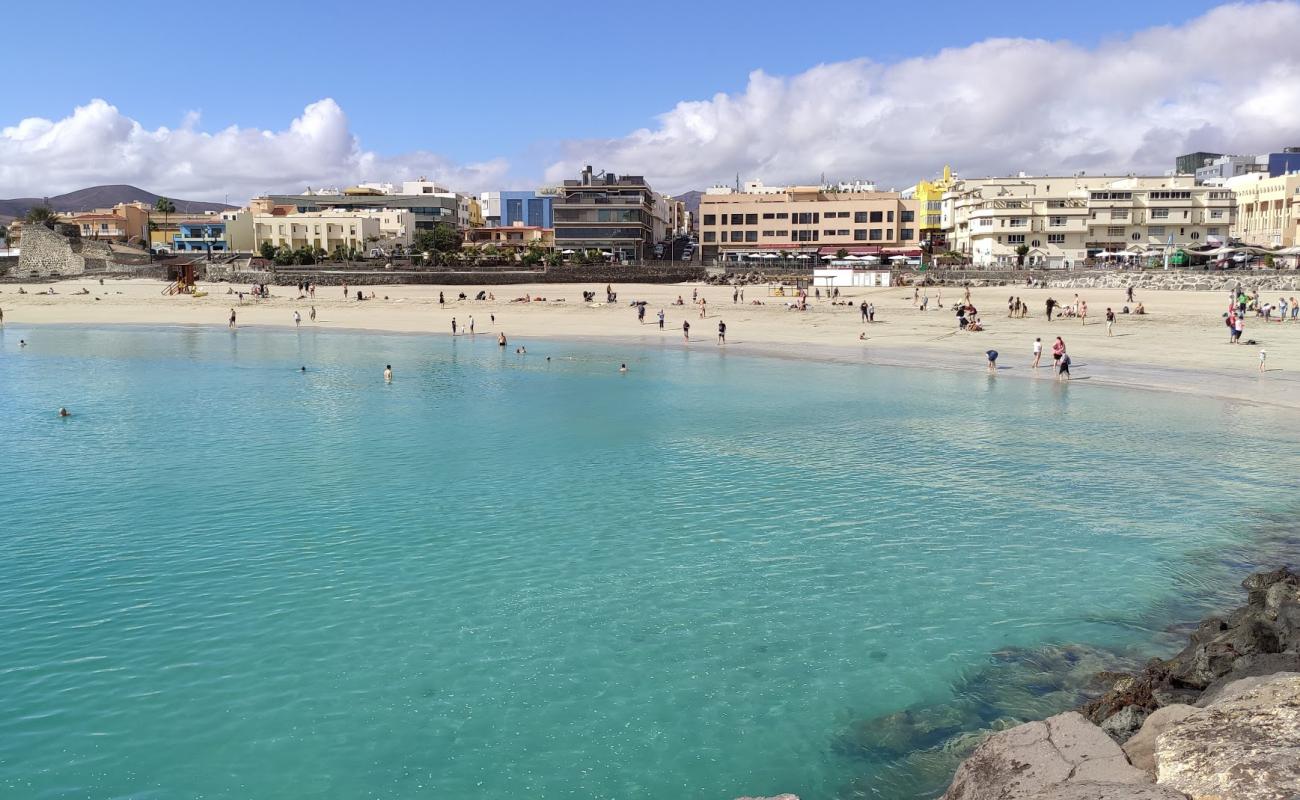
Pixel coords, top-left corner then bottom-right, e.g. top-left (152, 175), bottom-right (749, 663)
top-left (3, 276), bottom-right (1299, 409)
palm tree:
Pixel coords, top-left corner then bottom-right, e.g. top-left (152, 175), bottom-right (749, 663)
top-left (154, 198), bottom-right (176, 227)
top-left (25, 205), bottom-right (60, 229)
top-left (1015, 244), bottom-right (1030, 267)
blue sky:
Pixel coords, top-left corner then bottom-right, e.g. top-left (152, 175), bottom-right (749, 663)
top-left (4, 0), bottom-right (1298, 200)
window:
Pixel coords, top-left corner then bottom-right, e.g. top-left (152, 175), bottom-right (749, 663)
top-left (730, 231), bottom-right (743, 242)
top-left (1208, 227), bottom-right (1221, 236)
top-left (1031, 240), bottom-right (1041, 247)
top-left (1149, 191), bottom-right (1191, 200)
top-left (869, 211), bottom-right (883, 223)
top-left (854, 230), bottom-right (867, 240)
top-left (901, 210), bottom-right (915, 222)
top-left (854, 211), bottom-right (868, 223)
top-left (744, 231), bottom-right (758, 242)
top-left (1047, 200), bottom-right (1068, 208)
top-left (703, 214), bottom-right (716, 225)
top-left (824, 229), bottom-right (837, 236)
top-left (1049, 216), bottom-right (1067, 227)
top-left (1151, 208), bottom-right (1169, 219)
top-left (793, 212), bottom-right (817, 225)
top-left (1008, 218), bottom-right (1028, 228)
top-left (978, 218), bottom-right (994, 227)
top-left (1107, 226), bottom-right (1125, 236)
top-left (730, 214), bottom-right (743, 225)
top-left (869, 228), bottom-right (883, 240)
top-left (1048, 234), bottom-right (1065, 244)
top-left (1150, 226), bottom-right (1166, 236)
top-left (762, 212), bottom-right (775, 219)
top-left (838, 229), bottom-right (850, 236)
top-left (703, 232), bottom-right (716, 242)
top-left (793, 230), bottom-right (819, 242)
top-left (773, 230), bottom-right (788, 237)
top-left (745, 214), bottom-right (758, 225)
top-left (1191, 232), bottom-right (1200, 240)
top-left (1007, 234), bottom-right (1026, 244)
top-left (761, 230), bottom-right (773, 237)
top-left (1132, 233), bottom-right (1141, 240)
top-left (901, 228), bottom-right (914, 241)
top-left (776, 212), bottom-right (788, 219)
top-left (887, 210), bottom-right (894, 222)
top-left (1004, 200), bottom-right (1024, 208)
top-left (1111, 209), bottom-right (1129, 220)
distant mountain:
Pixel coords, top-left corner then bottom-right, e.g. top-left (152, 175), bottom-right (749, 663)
top-left (673, 190), bottom-right (703, 217)
top-left (0, 185), bottom-right (234, 222)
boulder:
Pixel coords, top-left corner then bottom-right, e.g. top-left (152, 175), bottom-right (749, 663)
top-left (1100, 704), bottom-right (1148, 743)
top-left (1155, 673), bottom-right (1300, 800)
top-left (1196, 657), bottom-right (1300, 706)
top-left (1121, 704), bottom-right (1199, 777)
top-left (941, 712), bottom-right (1148, 800)
top-left (1022, 783), bottom-right (1189, 799)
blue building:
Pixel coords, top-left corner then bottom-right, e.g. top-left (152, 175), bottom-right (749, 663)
top-left (500, 191), bottom-right (553, 228)
top-left (173, 221), bottom-right (228, 253)
top-left (1266, 149), bottom-right (1300, 177)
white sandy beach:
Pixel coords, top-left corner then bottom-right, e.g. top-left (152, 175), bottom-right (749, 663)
top-left (2, 276), bottom-right (1298, 408)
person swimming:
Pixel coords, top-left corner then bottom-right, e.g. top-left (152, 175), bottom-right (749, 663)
top-left (384, 364), bottom-right (393, 382)
top-left (58, 407), bottom-right (70, 417)
top-left (619, 363), bottom-right (627, 373)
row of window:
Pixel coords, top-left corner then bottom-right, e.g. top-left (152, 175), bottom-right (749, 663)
top-left (999, 226), bottom-right (1225, 247)
top-left (701, 210), bottom-right (915, 225)
top-left (702, 229), bottom-right (916, 243)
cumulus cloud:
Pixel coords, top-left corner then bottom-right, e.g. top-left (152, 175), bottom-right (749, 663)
top-left (5, 2), bottom-right (1300, 202)
top-left (0, 98), bottom-right (510, 202)
top-left (544, 0), bottom-right (1300, 192)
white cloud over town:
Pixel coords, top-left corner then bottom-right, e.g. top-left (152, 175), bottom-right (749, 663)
top-left (3, 1), bottom-right (1300, 202)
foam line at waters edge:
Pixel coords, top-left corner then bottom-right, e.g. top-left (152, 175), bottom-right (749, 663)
top-left (7, 320), bottom-right (1300, 412)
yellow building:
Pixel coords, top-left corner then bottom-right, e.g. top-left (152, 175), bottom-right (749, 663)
top-left (911, 165), bottom-right (957, 248)
top-left (468, 197), bottom-right (485, 228)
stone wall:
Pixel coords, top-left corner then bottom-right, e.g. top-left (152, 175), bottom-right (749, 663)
top-left (890, 268), bottom-right (1300, 293)
top-left (202, 263), bottom-right (707, 287)
top-left (10, 224), bottom-right (152, 280)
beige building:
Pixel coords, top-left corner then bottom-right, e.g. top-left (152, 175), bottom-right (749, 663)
top-left (699, 186), bottom-right (919, 262)
top-left (253, 212), bottom-right (382, 254)
top-left (1229, 172), bottom-right (1300, 248)
top-left (942, 175), bottom-right (1235, 267)
top-left (464, 223), bottom-right (554, 251)
top-left (66, 201), bottom-right (152, 242)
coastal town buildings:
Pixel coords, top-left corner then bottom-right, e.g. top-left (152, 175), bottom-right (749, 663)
top-left (1176, 151), bottom-right (1222, 176)
top-left (1228, 172), bottom-right (1300, 248)
top-left (552, 166), bottom-right (666, 262)
top-left (942, 175), bottom-right (1235, 267)
top-left (697, 183), bottom-right (919, 263)
top-left (265, 183), bottom-right (460, 233)
top-left (907, 165), bottom-right (957, 251)
top-left (64, 201), bottom-right (151, 243)
top-left (1186, 148), bottom-right (1300, 185)
top-left (251, 211), bottom-right (384, 254)
top-left (464, 222), bottom-right (554, 252)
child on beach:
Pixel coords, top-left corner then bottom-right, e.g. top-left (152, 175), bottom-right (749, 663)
top-left (1032, 337), bottom-right (1042, 369)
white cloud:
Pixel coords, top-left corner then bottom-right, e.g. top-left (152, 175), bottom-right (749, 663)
top-left (0, 98), bottom-right (510, 202)
top-left (5, 2), bottom-right (1300, 203)
top-left (544, 0), bottom-right (1300, 193)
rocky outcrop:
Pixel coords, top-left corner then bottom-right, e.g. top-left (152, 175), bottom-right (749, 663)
top-left (1081, 567), bottom-right (1300, 733)
top-left (1121, 704), bottom-right (1198, 777)
top-left (941, 711), bottom-right (1150, 799)
top-left (13, 223), bottom-right (149, 279)
top-left (1155, 673), bottom-right (1300, 800)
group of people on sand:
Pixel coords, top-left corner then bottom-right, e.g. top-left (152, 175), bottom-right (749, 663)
top-left (1044, 295), bottom-right (1087, 322)
top-left (1006, 296), bottom-right (1030, 318)
top-left (1024, 336), bottom-right (1072, 380)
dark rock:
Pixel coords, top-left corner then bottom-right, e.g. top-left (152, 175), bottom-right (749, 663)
top-left (1195, 653), bottom-right (1300, 706)
top-left (1099, 705), bottom-right (1147, 743)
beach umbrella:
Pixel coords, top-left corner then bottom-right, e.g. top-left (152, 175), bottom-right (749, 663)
top-left (561, 249), bottom-right (575, 254)
top-left (821, 254), bottom-right (835, 260)
top-left (796, 254), bottom-right (811, 260)
top-left (762, 253), bottom-right (779, 259)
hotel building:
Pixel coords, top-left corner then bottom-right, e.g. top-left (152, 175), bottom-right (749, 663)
top-left (942, 175), bottom-right (1235, 267)
top-left (1229, 172), bottom-right (1300, 248)
top-left (697, 184), bottom-right (919, 263)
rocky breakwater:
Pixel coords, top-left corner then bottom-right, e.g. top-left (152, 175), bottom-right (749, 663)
top-left (1044, 270), bottom-right (1300, 293)
top-left (940, 567), bottom-right (1300, 800)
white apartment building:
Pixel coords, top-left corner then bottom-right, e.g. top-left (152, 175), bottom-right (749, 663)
top-left (1228, 172), bottom-right (1300, 248)
top-left (943, 175), bottom-right (1234, 267)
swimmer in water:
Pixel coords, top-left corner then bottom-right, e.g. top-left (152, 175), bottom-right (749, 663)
top-left (300, 366), bottom-right (306, 372)
top-left (58, 407), bottom-right (70, 417)
top-left (619, 363), bottom-right (627, 373)
top-left (384, 364), bottom-right (393, 382)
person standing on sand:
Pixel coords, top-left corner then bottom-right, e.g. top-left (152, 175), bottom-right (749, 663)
top-left (733, 287), bottom-right (739, 304)
top-left (1046, 297), bottom-right (1056, 321)
top-left (1079, 299), bottom-right (1088, 326)
top-left (658, 309), bottom-right (665, 329)
top-left (1126, 285), bottom-right (1135, 303)
top-left (638, 304), bottom-right (646, 324)
top-left (1032, 337), bottom-right (1043, 369)
top-left (682, 320), bottom-right (690, 343)
top-left (913, 286), bottom-right (919, 306)
top-left (1233, 314), bottom-right (1244, 344)
top-left (740, 288), bottom-right (745, 302)
top-left (692, 288), bottom-right (698, 303)
top-left (861, 301), bottom-right (869, 322)
top-left (293, 310), bottom-right (301, 328)
top-left (439, 292), bottom-right (445, 306)
top-left (343, 282), bottom-right (348, 299)
top-left (1260, 348), bottom-right (1268, 373)
top-left (469, 316), bottom-right (475, 335)
top-left (1105, 307), bottom-right (1115, 336)
top-left (937, 288), bottom-right (943, 308)
top-left (1052, 336), bottom-right (1065, 372)
top-left (699, 299), bottom-right (707, 319)
top-left (310, 306), bottom-right (316, 322)
top-left (228, 308), bottom-right (236, 329)
top-left (717, 320), bottom-right (726, 344)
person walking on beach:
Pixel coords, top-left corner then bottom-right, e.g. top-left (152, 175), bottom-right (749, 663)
top-left (1052, 336), bottom-right (1065, 372)
top-left (717, 320), bottom-right (726, 344)
top-left (740, 288), bottom-right (745, 302)
top-left (1105, 307), bottom-right (1115, 336)
top-left (1233, 314), bottom-right (1244, 344)
top-left (1032, 337), bottom-right (1043, 369)
top-left (228, 308), bottom-right (237, 329)
top-left (1046, 297), bottom-right (1056, 321)
top-left (861, 301), bottom-right (869, 322)
top-left (384, 364), bottom-right (393, 382)
top-left (293, 310), bottom-right (301, 328)
top-left (1260, 348), bottom-right (1268, 373)
top-left (310, 306), bottom-right (316, 322)
top-left (692, 288), bottom-right (698, 303)
top-left (937, 288), bottom-right (943, 308)
top-left (1126, 285), bottom-right (1135, 304)
top-left (469, 316), bottom-right (475, 335)
top-left (868, 303), bottom-right (876, 322)
top-left (1079, 299), bottom-right (1088, 326)
top-left (913, 286), bottom-right (920, 306)
top-left (657, 309), bottom-right (665, 329)
top-left (682, 319), bottom-right (690, 343)
top-left (699, 299), bottom-right (707, 319)
top-left (343, 282), bottom-right (348, 299)
top-left (733, 287), bottom-right (739, 304)
top-left (1058, 353), bottom-right (1071, 381)
top-left (638, 304), bottom-right (646, 324)
top-left (451, 317), bottom-right (457, 335)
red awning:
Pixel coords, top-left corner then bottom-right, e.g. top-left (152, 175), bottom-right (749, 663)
top-left (817, 245), bottom-right (881, 255)
top-left (881, 247), bottom-right (922, 256)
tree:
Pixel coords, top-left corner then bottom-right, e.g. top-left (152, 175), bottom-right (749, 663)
top-left (1265, 253), bottom-right (1276, 269)
top-left (154, 198), bottom-right (176, 227)
top-left (1015, 244), bottom-right (1030, 267)
top-left (259, 241), bottom-right (278, 260)
top-left (835, 248), bottom-right (849, 260)
top-left (25, 205), bottom-right (59, 229)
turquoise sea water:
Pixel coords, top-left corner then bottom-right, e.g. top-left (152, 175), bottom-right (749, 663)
top-left (2, 325), bottom-right (1299, 800)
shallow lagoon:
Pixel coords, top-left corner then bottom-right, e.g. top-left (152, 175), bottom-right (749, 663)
top-left (2, 325), bottom-right (1298, 799)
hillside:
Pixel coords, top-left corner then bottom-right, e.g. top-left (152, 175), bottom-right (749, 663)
top-left (0, 185), bottom-right (234, 222)
top-left (673, 190), bottom-right (702, 217)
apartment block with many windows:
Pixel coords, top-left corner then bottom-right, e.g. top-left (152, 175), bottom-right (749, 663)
top-left (942, 175), bottom-right (1235, 267)
top-left (552, 166), bottom-right (663, 262)
top-left (1229, 172), bottom-right (1300, 248)
top-left (698, 187), bottom-right (919, 262)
